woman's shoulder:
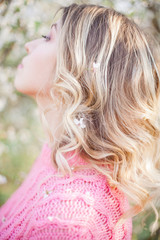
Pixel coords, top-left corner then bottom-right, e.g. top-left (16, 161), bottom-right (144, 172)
top-left (24, 161), bottom-right (132, 239)
top-left (35, 141), bottom-right (130, 211)
top-left (25, 142), bottom-right (132, 239)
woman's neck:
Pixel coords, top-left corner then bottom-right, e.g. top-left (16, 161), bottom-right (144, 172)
top-left (36, 95), bottom-right (64, 143)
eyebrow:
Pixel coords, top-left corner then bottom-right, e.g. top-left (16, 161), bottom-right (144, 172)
top-left (50, 23), bottom-right (57, 30)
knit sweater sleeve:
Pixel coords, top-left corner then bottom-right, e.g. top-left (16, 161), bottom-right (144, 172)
top-left (25, 194), bottom-right (99, 239)
top-left (24, 175), bottom-right (132, 240)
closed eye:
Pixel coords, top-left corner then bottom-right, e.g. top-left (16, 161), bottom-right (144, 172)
top-left (42, 35), bottom-right (50, 41)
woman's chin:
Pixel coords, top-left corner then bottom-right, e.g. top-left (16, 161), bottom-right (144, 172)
top-left (14, 77), bottom-right (34, 97)
top-left (14, 75), bottom-right (24, 93)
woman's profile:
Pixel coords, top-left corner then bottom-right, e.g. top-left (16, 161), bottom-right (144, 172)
top-left (0, 3), bottom-right (160, 239)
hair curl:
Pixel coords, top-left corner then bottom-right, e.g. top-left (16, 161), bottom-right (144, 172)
top-left (36, 3), bottom-right (160, 233)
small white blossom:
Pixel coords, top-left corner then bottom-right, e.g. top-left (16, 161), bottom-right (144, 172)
top-left (1, 216), bottom-right (6, 223)
top-left (85, 191), bottom-right (91, 196)
top-left (74, 117), bottom-right (86, 129)
top-left (0, 98), bottom-right (7, 112)
top-left (93, 62), bottom-right (100, 70)
top-left (43, 189), bottom-right (52, 199)
top-left (0, 174), bottom-right (7, 185)
top-left (66, 188), bottom-right (73, 193)
top-left (47, 216), bottom-right (53, 221)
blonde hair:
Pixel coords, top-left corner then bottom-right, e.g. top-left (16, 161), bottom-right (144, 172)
top-left (36, 3), bottom-right (160, 233)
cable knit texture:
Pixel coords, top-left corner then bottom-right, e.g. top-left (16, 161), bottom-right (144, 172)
top-left (0, 142), bottom-right (132, 239)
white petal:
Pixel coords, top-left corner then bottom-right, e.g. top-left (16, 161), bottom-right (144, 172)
top-left (93, 62), bottom-right (100, 68)
top-left (1, 216), bottom-right (6, 223)
top-left (43, 194), bottom-right (48, 199)
top-left (47, 216), bottom-right (53, 221)
top-left (85, 191), bottom-right (91, 196)
top-left (74, 118), bottom-right (79, 125)
top-left (66, 188), bottom-right (73, 193)
top-left (0, 174), bottom-right (7, 185)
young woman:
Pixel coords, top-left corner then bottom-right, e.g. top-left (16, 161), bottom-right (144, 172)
top-left (0, 3), bottom-right (160, 239)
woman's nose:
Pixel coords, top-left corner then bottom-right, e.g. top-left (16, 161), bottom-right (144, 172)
top-left (24, 38), bottom-right (41, 53)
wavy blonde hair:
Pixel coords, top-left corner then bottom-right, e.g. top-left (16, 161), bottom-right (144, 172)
top-left (36, 3), bottom-right (160, 233)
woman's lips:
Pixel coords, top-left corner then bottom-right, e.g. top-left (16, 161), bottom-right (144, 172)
top-left (17, 58), bottom-right (26, 69)
top-left (18, 63), bottom-right (23, 69)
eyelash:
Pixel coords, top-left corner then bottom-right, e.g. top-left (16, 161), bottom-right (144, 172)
top-left (41, 35), bottom-right (50, 41)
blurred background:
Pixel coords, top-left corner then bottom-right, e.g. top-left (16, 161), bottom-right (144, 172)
top-left (0, 0), bottom-right (160, 239)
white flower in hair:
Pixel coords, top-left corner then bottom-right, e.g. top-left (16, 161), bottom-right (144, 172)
top-left (93, 62), bottom-right (100, 69)
top-left (74, 117), bottom-right (86, 129)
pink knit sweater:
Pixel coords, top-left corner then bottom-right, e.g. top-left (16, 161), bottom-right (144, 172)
top-left (0, 142), bottom-right (132, 239)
